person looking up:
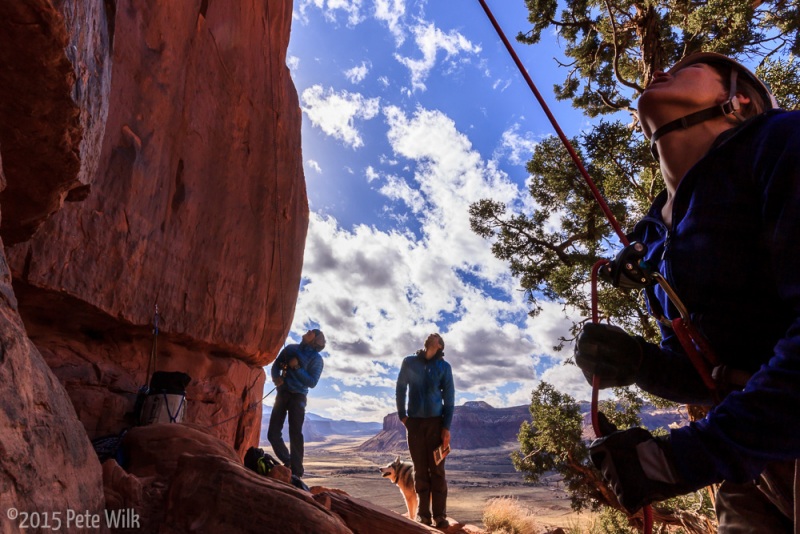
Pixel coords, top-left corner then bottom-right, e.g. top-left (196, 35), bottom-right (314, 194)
top-left (267, 328), bottom-right (326, 478)
top-left (396, 332), bottom-right (455, 529)
top-left (574, 52), bottom-right (800, 532)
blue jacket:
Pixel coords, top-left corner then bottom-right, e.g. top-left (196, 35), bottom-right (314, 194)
top-left (629, 109), bottom-right (800, 488)
top-left (271, 343), bottom-right (324, 396)
top-left (396, 350), bottom-right (455, 429)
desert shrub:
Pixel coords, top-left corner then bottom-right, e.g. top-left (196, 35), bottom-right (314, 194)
top-left (482, 497), bottom-right (541, 534)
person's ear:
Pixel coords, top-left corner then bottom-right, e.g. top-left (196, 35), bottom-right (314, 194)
top-left (735, 92), bottom-right (751, 105)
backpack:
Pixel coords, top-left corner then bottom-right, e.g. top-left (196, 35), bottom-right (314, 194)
top-left (243, 446), bottom-right (281, 476)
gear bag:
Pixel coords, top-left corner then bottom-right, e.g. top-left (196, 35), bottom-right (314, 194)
top-left (139, 371), bottom-right (191, 425)
top-left (244, 446), bottom-right (281, 475)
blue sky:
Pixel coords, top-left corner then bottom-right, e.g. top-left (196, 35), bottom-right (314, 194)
top-left (277, 0), bottom-right (604, 422)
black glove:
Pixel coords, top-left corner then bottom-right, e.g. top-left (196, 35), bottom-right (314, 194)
top-left (598, 242), bottom-right (655, 289)
top-left (574, 323), bottom-right (644, 388)
top-left (590, 427), bottom-right (697, 513)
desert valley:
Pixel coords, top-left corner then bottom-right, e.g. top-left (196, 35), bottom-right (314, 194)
top-left (261, 400), bottom-right (688, 531)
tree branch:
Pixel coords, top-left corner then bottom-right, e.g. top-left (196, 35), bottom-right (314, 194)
top-left (603, 0), bottom-right (645, 92)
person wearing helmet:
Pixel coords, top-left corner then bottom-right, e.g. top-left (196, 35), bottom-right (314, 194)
top-left (574, 52), bottom-right (800, 530)
top-left (267, 328), bottom-right (326, 478)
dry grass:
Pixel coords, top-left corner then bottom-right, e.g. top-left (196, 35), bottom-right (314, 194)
top-left (482, 496), bottom-right (544, 534)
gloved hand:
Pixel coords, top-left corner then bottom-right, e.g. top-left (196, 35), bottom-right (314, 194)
top-left (590, 426), bottom-right (697, 513)
top-left (574, 323), bottom-right (644, 388)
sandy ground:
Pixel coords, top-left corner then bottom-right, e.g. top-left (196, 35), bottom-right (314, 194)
top-left (301, 436), bottom-right (596, 532)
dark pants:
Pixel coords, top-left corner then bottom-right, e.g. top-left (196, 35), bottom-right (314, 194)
top-left (267, 389), bottom-right (307, 477)
top-left (406, 416), bottom-right (447, 521)
top-left (716, 460), bottom-right (797, 533)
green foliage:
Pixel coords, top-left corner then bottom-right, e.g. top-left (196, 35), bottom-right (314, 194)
top-left (512, 382), bottom-right (601, 512)
top-left (514, 382), bottom-right (715, 532)
top-left (516, 0), bottom-right (799, 119)
top-left (469, 0), bottom-right (800, 341)
top-left (469, 123), bottom-right (662, 343)
top-left (759, 57), bottom-right (800, 111)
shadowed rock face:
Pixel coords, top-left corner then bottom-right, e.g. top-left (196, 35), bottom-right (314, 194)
top-left (0, 249), bottom-right (105, 528)
top-left (0, 0), bottom-right (110, 244)
top-left (2, 0), bottom-right (306, 448)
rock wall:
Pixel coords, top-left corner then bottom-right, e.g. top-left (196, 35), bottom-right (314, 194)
top-left (0, 1), bottom-right (110, 527)
top-left (2, 0), bottom-right (306, 449)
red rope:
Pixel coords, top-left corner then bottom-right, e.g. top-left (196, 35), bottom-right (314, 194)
top-left (476, 0), bottom-right (629, 247)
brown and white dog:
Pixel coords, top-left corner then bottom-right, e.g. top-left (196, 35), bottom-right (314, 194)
top-left (379, 457), bottom-right (417, 519)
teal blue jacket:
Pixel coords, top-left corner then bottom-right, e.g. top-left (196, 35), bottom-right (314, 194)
top-left (396, 350), bottom-right (455, 429)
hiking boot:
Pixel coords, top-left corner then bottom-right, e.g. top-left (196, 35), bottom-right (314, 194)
top-left (434, 517), bottom-right (449, 529)
top-left (416, 515), bottom-right (433, 526)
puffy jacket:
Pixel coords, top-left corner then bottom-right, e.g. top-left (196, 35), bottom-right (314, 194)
top-left (629, 109), bottom-right (800, 488)
top-left (396, 350), bottom-right (455, 429)
top-left (271, 343), bottom-right (324, 396)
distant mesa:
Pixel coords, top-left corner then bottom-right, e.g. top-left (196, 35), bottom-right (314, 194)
top-left (261, 400), bottom-right (689, 454)
top-left (260, 406), bottom-right (382, 446)
top-left (359, 402), bottom-right (531, 452)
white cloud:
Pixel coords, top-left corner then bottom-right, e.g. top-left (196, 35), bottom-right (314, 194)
top-left (492, 78), bottom-right (511, 92)
top-left (301, 85), bottom-right (380, 148)
top-left (394, 23), bottom-right (481, 92)
top-left (290, 104), bottom-right (579, 420)
top-left (287, 55), bottom-right (300, 72)
top-left (374, 0), bottom-right (407, 45)
top-left (296, 0), bottom-right (366, 26)
top-left (345, 61), bottom-right (371, 84)
top-left (307, 159), bottom-right (322, 174)
top-left (497, 124), bottom-right (539, 166)
top-left (365, 166), bottom-right (379, 183)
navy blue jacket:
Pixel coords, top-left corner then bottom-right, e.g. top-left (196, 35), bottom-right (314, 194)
top-left (629, 109), bottom-right (800, 488)
top-left (396, 350), bottom-right (455, 429)
top-left (271, 343), bottom-right (324, 396)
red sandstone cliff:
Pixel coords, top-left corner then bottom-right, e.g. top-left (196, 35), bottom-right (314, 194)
top-left (0, 0), bottom-right (307, 530)
top-left (3, 0), bottom-right (306, 449)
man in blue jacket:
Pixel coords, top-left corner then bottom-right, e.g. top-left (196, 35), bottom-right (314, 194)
top-left (267, 328), bottom-right (326, 478)
top-left (574, 52), bottom-right (800, 531)
top-left (396, 333), bottom-right (455, 528)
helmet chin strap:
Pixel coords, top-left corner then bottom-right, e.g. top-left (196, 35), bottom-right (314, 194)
top-left (650, 69), bottom-right (741, 160)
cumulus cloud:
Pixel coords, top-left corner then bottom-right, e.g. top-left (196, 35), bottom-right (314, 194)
top-left (296, 0), bottom-right (366, 26)
top-left (497, 124), bottom-right (539, 166)
top-left (301, 85), bottom-right (380, 148)
top-left (374, 0), bottom-right (407, 45)
top-left (394, 23), bottom-right (481, 92)
top-left (290, 104), bottom-right (578, 420)
top-left (345, 61), bottom-right (371, 84)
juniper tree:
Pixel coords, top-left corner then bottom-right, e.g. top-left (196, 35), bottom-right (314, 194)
top-left (470, 0), bottom-right (799, 340)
